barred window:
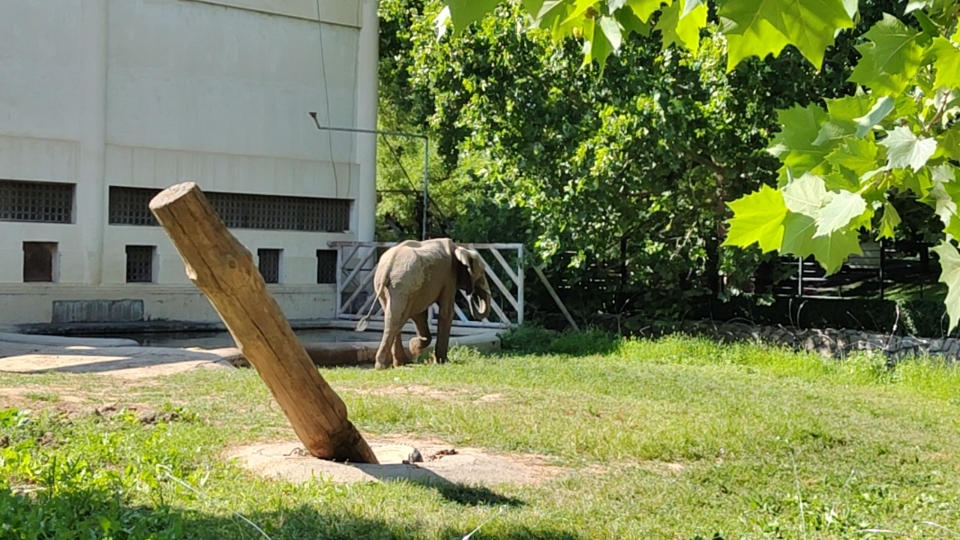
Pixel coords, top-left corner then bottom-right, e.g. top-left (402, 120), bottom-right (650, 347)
top-left (108, 187), bottom-right (351, 232)
top-left (317, 249), bottom-right (337, 284)
top-left (258, 249), bottom-right (282, 284)
top-left (23, 242), bottom-right (58, 282)
top-left (1, 180), bottom-right (74, 224)
top-left (126, 245), bottom-right (156, 283)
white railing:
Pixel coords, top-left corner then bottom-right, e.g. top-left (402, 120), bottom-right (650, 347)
top-left (328, 241), bottom-right (524, 329)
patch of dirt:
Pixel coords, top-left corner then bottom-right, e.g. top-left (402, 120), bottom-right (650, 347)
top-left (226, 434), bottom-right (569, 487)
top-left (351, 385), bottom-right (465, 402)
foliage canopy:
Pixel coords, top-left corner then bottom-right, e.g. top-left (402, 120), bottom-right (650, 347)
top-left (429, 0), bottom-right (960, 326)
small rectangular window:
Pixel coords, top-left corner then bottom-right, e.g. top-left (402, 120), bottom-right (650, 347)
top-left (2, 181), bottom-right (74, 224)
top-left (23, 242), bottom-right (58, 282)
top-left (126, 245), bottom-right (156, 283)
top-left (258, 248), bottom-right (282, 284)
top-left (317, 249), bottom-right (337, 284)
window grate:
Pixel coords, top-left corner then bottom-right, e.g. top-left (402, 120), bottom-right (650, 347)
top-left (126, 245), bottom-right (155, 283)
top-left (1, 180), bottom-right (74, 223)
top-left (108, 187), bottom-right (351, 232)
top-left (23, 242), bottom-right (58, 282)
top-left (110, 187), bottom-right (158, 226)
top-left (317, 249), bottom-right (337, 284)
top-left (258, 249), bottom-right (282, 284)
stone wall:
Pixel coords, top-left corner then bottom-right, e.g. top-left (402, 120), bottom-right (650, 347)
top-left (669, 321), bottom-right (960, 363)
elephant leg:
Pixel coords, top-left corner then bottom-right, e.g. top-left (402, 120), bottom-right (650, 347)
top-left (434, 302), bottom-right (455, 364)
top-left (408, 310), bottom-right (432, 359)
top-left (392, 332), bottom-right (411, 368)
top-left (376, 298), bottom-right (405, 370)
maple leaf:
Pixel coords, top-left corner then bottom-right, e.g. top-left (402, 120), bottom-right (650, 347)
top-left (720, 0), bottom-right (853, 70)
top-left (848, 14), bottom-right (923, 95)
top-left (932, 240), bottom-right (960, 331)
top-left (655, 0), bottom-right (708, 54)
top-left (723, 185), bottom-right (788, 253)
top-left (878, 126), bottom-right (938, 172)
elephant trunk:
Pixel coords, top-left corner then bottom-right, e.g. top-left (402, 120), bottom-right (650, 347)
top-left (469, 287), bottom-right (491, 320)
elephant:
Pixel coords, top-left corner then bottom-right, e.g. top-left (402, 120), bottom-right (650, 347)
top-left (355, 238), bottom-right (492, 369)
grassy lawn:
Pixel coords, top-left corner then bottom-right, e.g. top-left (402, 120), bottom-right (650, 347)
top-left (4, 329), bottom-right (960, 539)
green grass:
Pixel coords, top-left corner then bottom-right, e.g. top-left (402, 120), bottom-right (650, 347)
top-left (4, 330), bottom-right (960, 538)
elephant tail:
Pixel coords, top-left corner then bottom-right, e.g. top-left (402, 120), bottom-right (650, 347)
top-left (355, 279), bottom-right (386, 332)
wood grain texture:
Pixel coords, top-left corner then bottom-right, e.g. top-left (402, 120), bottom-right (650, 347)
top-left (149, 182), bottom-right (377, 463)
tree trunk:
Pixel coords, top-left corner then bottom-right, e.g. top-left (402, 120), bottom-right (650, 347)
top-left (149, 182), bottom-right (378, 464)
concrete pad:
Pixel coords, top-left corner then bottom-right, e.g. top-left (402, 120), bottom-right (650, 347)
top-left (0, 331), bottom-right (139, 348)
top-left (227, 437), bottom-right (565, 487)
top-left (0, 344), bottom-right (235, 379)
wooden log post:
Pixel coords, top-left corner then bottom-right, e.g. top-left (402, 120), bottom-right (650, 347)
top-left (149, 182), bottom-right (378, 464)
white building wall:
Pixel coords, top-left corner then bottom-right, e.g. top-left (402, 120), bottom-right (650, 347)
top-left (0, 0), bottom-right (377, 327)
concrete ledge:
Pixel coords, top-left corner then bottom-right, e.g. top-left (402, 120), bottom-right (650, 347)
top-left (13, 318), bottom-right (502, 338)
top-left (226, 330), bottom-right (503, 368)
top-left (0, 331), bottom-right (139, 348)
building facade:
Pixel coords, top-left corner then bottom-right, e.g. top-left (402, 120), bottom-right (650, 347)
top-left (0, 0), bottom-right (378, 327)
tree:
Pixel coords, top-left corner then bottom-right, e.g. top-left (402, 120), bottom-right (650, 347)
top-left (429, 0), bottom-right (960, 326)
top-left (379, 0), bottom-right (897, 319)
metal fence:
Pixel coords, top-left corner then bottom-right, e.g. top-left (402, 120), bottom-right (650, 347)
top-left (773, 241), bottom-right (938, 299)
top-left (328, 241), bottom-right (525, 329)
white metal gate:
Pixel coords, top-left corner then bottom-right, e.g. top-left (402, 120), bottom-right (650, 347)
top-left (328, 241), bottom-right (524, 329)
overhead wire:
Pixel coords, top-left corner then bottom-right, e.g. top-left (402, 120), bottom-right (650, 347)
top-left (315, 0), bottom-right (341, 196)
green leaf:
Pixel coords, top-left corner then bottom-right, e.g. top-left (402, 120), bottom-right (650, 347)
top-left (814, 191), bottom-right (867, 237)
top-left (616, 6), bottom-right (651, 36)
top-left (808, 228), bottom-right (863, 274)
top-left (781, 212), bottom-right (817, 257)
top-left (930, 37), bottom-right (960, 91)
top-left (878, 126), bottom-right (938, 172)
top-left (582, 17), bottom-right (617, 70)
top-left (813, 94), bottom-right (875, 145)
top-left (932, 240), bottom-right (960, 331)
top-left (443, 0), bottom-right (501, 36)
top-left (719, 0), bottom-right (790, 70)
top-left (825, 168), bottom-right (862, 191)
top-left (654, 0), bottom-right (707, 54)
top-left (770, 104), bottom-right (833, 179)
top-left (825, 138), bottom-right (881, 177)
top-left (562, 0), bottom-right (602, 25)
top-left (769, 104), bottom-right (829, 155)
top-left (627, 0), bottom-right (667, 22)
top-left (942, 126), bottom-right (960, 161)
top-left (777, 0), bottom-right (855, 66)
top-left (923, 177), bottom-right (959, 228)
top-left (680, 0), bottom-right (703, 18)
top-left (598, 15), bottom-right (623, 52)
top-left (782, 172), bottom-right (827, 217)
top-left (723, 184), bottom-right (788, 253)
top-left (893, 167), bottom-right (934, 197)
top-left (848, 14), bottom-right (923, 95)
top-left (719, 0), bottom-right (853, 70)
top-left (878, 202), bottom-right (901, 239)
top-left (853, 96), bottom-right (895, 138)
top-left (905, 0), bottom-right (934, 14)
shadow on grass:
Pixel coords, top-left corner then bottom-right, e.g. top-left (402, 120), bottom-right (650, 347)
top-left (429, 480), bottom-right (525, 507)
top-left (345, 462), bottom-right (526, 507)
top-left (498, 326), bottom-right (622, 357)
top-left (0, 486), bottom-right (582, 540)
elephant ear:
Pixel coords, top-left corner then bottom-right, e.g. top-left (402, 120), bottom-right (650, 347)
top-left (454, 246), bottom-right (484, 284)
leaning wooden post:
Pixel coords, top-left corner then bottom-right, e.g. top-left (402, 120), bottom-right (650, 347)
top-left (149, 182), bottom-right (378, 464)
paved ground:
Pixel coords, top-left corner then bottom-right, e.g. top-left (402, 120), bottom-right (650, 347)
top-left (0, 340), bottom-right (240, 379)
